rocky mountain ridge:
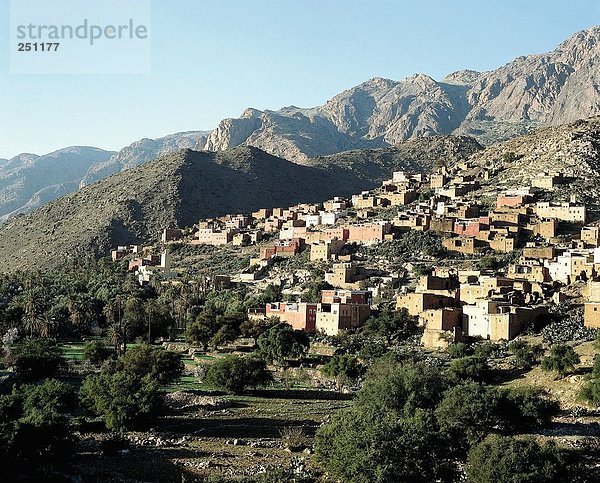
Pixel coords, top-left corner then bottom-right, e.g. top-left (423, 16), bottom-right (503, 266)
top-left (203, 26), bottom-right (600, 162)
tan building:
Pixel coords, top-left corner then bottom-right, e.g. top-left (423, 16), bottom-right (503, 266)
top-left (396, 292), bottom-right (457, 316)
top-left (420, 307), bottom-right (464, 349)
top-left (310, 239), bottom-right (345, 262)
top-left (315, 302), bottom-right (371, 336)
top-left (442, 236), bottom-right (486, 255)
top-left (581, 226), bottom-right (600, 247)
top-left (535, 201), bottom-right (586, 223)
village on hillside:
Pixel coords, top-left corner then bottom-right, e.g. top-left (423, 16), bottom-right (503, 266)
top-left (110, 156), bottom-right (600, 350)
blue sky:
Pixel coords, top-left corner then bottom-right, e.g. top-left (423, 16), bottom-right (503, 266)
top-left (0, 0), bottom-right (598, 158)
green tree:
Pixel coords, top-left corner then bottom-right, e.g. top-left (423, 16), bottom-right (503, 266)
top-left (509, 340), bottom-right (544, 369)
top-left (497, 386), bottom-right (558, 431)
top-left (80, 371), bottom-right (162, 431)
top-left (257, 323), bottom-right (309, 364)
top-left (541, 344), bottom-right (580, 377)
top-left (364, 307), bottom-right (417, 344)
top-left (9, 338), bottom-right (66, 382)
top-left (466, 435), bottom-right (565, 483)
top-left (1, 379), bottom-right (76, 463)
top-left (435, 382), bottom-right (502, 451)
top-left (449, 356), bottom-right (490, 382)
top-left (204, 355), bottom-right (271, 393)
top-left (315, 406), bottom-right (452, 483)
top-left (186, 311), bottom-right (217, 350)
top-left (117, 344), bottom-right (183, 385)
top-left (83, 340), bottom-right (113, 366)
top-left (321, 354), bottom-right (365, 388)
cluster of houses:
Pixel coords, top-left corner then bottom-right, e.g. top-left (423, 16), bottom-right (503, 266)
top-left (248, 289), bottom-right (372, 336)
top-left (111, 162), bottom-right (600, 347)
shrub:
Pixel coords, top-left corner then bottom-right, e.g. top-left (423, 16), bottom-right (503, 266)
top-left (280, 425), bottom-right (307, 451)
top-left (10, 338), bottom-right (66, 382)
top-left (447, 342), bottom-right (472, 359)
top-left (466, 435), bottom-right (565, 483)
top-left (117, 344), bottom-right (183, 385)
top-left (321, 354), bottom-right (365, 387)
top-left (257, 324), bottom-right (309, 364)
top-left (580, 377), bottom-right (600, 406)
top-left (204, 355), bottom-right (271, 394)
top-left (509, 340), bottom-right (544, 369)
top-left (449, 356), bottom-right (490, 382)
top-left (80, 371), bottom-right (162, 431)
top-left (541, 344), bottom-right (580, 378)
top-left (83, 340), bottom-right (113, 366)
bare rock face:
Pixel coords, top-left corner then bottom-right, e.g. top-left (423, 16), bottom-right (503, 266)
top-left (202, 27), bottom-right (600, 161)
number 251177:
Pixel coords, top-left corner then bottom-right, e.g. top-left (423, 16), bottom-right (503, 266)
top-left (17, 43), bottom-right (60, 52)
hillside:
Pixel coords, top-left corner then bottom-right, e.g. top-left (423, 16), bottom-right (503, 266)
top-left (81, 131), bottom-right (210, 186)
top-left (0, 147), bottom-right (115, 221)
top-left (0, 140), bottom-right (477, 272)
top-left (204, 27), bottom-right (600, 162)
top-left (465, 116), bottom-right (600, 208)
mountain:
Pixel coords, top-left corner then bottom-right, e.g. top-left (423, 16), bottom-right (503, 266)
top-left (0, 147), bottom-right (114, 222)
top-left (81, 131), bottom-right (210, 186)
top-left (0, 137), bottom-right (481, 271)
top-left (203, 26), bottom-right (600, 162)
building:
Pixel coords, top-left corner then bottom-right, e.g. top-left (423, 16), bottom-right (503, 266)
top-left (265, 302), bottom-right (317, 332)
top-left (346, 222), bottom-right (392, 244)
top-left (162, 228), bottom-right (184, 243)
top-left (310, 239), bottom-right (345, 262)
top-left (420, 307), bottom-right (464, 349)
top-left (581, 226), bottom-right (600, 247)
top-left (462, 300), bottom-right (546, 341)
top-left (194, 228), bottom-right (233, 246)
top-left (260, 238), bottom-right (305, 260)
top-left (535, 200), bottom-right (586, 223)
top-left (321, 289), bottom-right (371, 304)
top-left (315, 302), bottom-right (371, 336)
top-left (396, 292), bottom-right (457, 316)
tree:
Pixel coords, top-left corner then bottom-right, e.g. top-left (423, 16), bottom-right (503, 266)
top-left (357, 360), bottom-right (448, 414)
top-left (186, 311), bottom-right (218, 350)
top-left (240, 317), bottom-right (278, 344)
top-left (83, 340), bottom-right (113, 366)
top-left (257, 323), bottom-right (309, 364)
top-left (509, 340), bottom-right (544, 369)
top-left (497, 386), bottom-right (558, 431)
top-left (1, 379), bottom-right (76, 463)
top-left (435, 382), bottom-right (502, 451)
top-left (363, 307), bottom-right (417, 344)
top-left (315, 406), bottom-right (452, 483)
top-left (541, 344), bottom-right (580, 378)
top-left (466, 435), bottom-right (565, 483)
top-left (80, 371), bottom-right (162, 431)
top-left (9, 338), bottom-right (66, 382)
top-left (580, 377), bottom-right (600, 406)
top-left (204, 355), bottom-right (271, 393)
top-left (321, 354), bottom-right (365, 388)
top-left (449, 356), bottom-right (490, 382)
top-left (117, 344), bottom-right (183, 385)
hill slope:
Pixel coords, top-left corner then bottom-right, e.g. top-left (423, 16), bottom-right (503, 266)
top-left (204, 27), bottom-right (600, 162)
top-left (0, 139), bottom-right (480, 271)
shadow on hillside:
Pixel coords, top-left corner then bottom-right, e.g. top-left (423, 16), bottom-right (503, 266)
top-left (163, 416), bottom-right (318, 439)
top-left (245, 388), bottom-right (353, 401)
